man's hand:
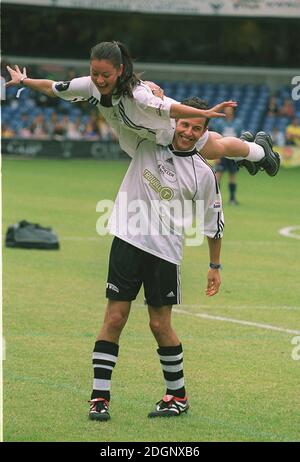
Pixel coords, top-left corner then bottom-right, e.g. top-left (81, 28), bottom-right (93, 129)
top-left (204, 100), bottom-right (238, 119)
top-left (144, 80), bottom-right (164, 100)
top-left (205, 268), bottom-right (221, 297)
top-left (6, 65), bottom-right (27, 87)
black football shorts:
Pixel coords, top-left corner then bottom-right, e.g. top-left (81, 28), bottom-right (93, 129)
top-left (214, 157), bottom-right (238, 174)
top-left (106, 236), bottom-right (181, 307)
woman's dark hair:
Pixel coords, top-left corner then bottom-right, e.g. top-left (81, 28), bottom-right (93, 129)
top-left (181, 96), bottom-right (210, 128)
top-left (90, 41), bottom-right (140, 98)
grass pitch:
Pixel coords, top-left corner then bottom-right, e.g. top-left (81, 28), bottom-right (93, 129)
top-left (2, 158), bottom-right (300, 442)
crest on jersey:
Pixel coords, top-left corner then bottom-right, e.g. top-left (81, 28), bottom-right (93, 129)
top-left (55, 81), bottom-right (71, 92)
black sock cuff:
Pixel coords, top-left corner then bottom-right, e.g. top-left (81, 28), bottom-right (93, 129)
top-left (94, 340), bottom-right (119, 356)
top-left (157, 343), bottom-right (183, 356)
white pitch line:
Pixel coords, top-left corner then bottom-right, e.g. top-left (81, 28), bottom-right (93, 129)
top-left (61, 237), bottom-right (291, 244)
top-left (177, 303), bottom-right (300, 311)
top-left (173, 308), bottom-right (300, 335)
top-left (60, 236), bottom-right (296, 245)
top-left (279, 226), bottom-right (300, 240)
top-left (60, 236), bottom-right (99, 241)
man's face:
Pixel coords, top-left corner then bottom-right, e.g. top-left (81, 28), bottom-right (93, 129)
top-left (173, 117), bottom-right (207, 151)
top-left (90, 59), bottom-right (123, 96)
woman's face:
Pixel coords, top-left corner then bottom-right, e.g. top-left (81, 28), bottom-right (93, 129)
top-left (90, 59), bottom-right (123, 96)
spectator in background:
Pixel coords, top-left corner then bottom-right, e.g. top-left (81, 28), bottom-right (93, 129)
top-left (30, 114), bottom-right (49, 139)
top-left (285, 118), bottom-right (300, 146)
top-left (83, 117), bottom-right (99, 140)
top-left (271, 127), bottom-right (286, 147)
top-left (65, 117), bottom-right (84, 140)
top-left (267, 95), bottom-right (279, 117)
top-left (51, 114), bottom-right (66, 141)
top-left (18, 114), bottom-right (32, 138)
top-left (213, 106), bottom-right (242, 205)
top-left (48, 112), bottom-right (59, 138)
top-left (2, 123), bottom-right (16, 138)
top-left (19, 126), bottom-right (32, 138)
top-left (97, 114), bottom-right (117, 141)
top-left (279, 98), bottom-right (295, 119)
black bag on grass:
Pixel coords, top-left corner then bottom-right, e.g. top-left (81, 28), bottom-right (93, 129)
top-left (5, 220), bottom-right (60, 250)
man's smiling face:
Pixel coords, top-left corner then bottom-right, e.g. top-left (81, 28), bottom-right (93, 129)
top-left (173, 117), bottom-right (207, 151)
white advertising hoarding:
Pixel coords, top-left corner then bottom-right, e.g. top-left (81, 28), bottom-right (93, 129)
top-left (3, 0), bottom-right (300, 18)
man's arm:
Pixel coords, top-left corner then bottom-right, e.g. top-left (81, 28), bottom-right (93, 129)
top-left (170, 101), bottom-right (237, 120)
top-left (142, 80), bottom-right (238, 120)
top-left (206, 237), bottom-right (222, 297)
top-left (6, 65), bottom-right (56, 97)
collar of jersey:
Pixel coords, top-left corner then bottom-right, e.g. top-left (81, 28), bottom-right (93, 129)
top-left (112, 94), bottom-right (121, 105)
top-left (168, 144), bottom-right (198, 157)
top-left (99, 94), bottom-right (121, 107)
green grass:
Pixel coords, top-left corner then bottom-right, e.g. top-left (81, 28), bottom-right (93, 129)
top-left (2, 158), bottom-right (300, 442)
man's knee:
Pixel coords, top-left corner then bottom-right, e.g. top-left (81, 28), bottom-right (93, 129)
top-left (104, 309), bottom-right (128, 333)
top-left (149, 318), bottom-right (170, 336)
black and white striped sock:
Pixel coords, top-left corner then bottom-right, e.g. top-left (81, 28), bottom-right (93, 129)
top-left (91, 340), bottom-right (119, 401)
top-left (157, 344), bottom-right (186, 399)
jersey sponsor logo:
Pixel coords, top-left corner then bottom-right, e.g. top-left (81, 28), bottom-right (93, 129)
top-left (55, 81), bottom-right (71, 92)
top-left (213, 200), bottom-right (221, 209)
top-left (158, 162), bottom-right (177, 183)
top-left (143, 169), bottom-right (174, 201)
top-left (212, 196), bottom-right (222, 211)
top-left (160, 187), bottom-right (174, 201)
top-left (106, 283), bottom-right (119, 293)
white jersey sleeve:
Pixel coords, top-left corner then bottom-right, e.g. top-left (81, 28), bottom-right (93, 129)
top-left (52, 76), bottom-right (93, 102)
top-left (203, 193), bottom-right (224, 239)
top-left (133, 82), bottom-right (175, 123)
top-left (127, 82), bottom-right (177, 146)
top-left (193, 157), bottom-right (224, 239)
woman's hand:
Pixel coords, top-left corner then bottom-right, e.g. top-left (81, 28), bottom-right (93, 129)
top-left (6, 65), bottom-right (27, 87)
top-left (144, 80), bottom-right (164, 100)
top-left (205, 100), bottom-right (238, 118)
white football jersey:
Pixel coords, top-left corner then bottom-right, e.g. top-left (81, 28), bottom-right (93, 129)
top-left (108, 139), bottom-right (224, 264)
top-left (52, 77), bottom-right (209, 156)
